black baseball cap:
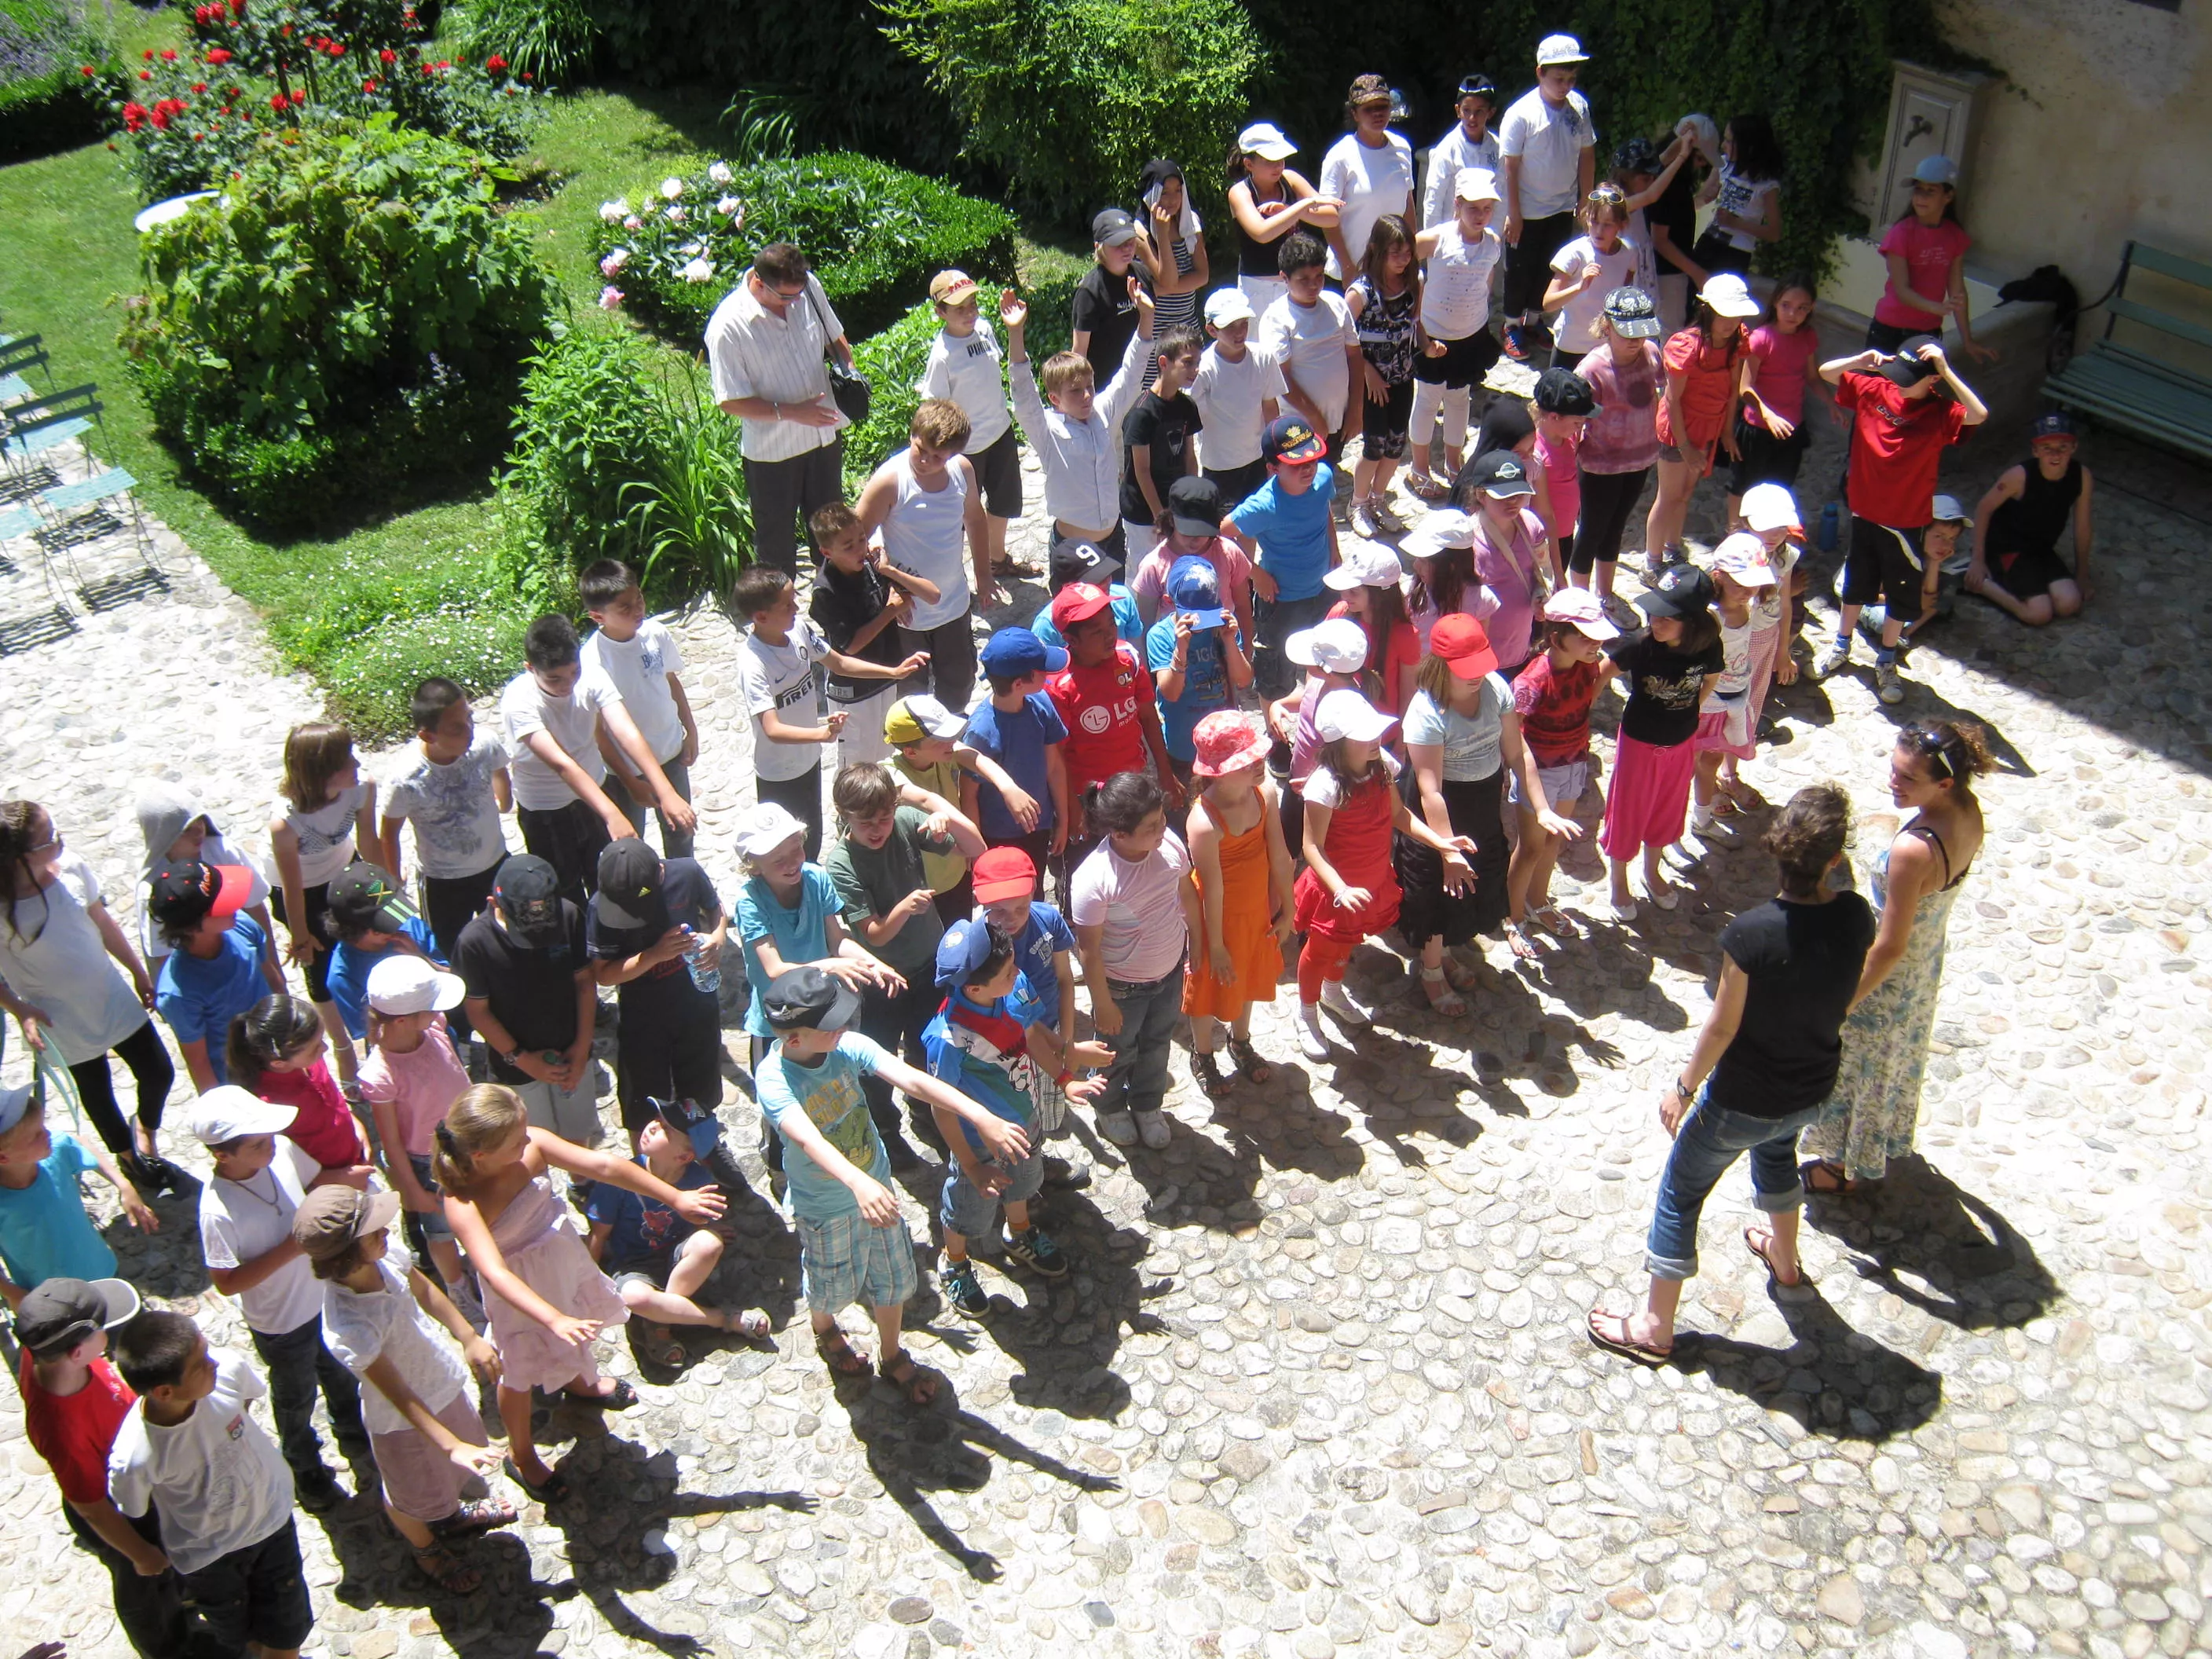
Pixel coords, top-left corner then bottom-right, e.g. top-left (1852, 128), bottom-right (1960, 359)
top-left (762, 965), bottom-right (861, 1033)
top-left (1881, 335), bottom-right (1943, 387)
top-left (13, 1276), bottom-right (140, 1355)
top-left (1048, 539), bottom-right (1120, 593)
top-left (1091, 208), bottom-right (1140, 247)
top-left (147, 859), bottom-right (254, 932)
top-left (1466, 449), bottom-right (1536, 500)
top-left (1168, 474), bottom-right (1225, 539)
top-left (1533, 366), bottom-right (1599, 417)
top-left (493, 853), bottom-right (566, 945)
top-left (327, 860), bottom-right (418, 935)
top-left (1456, 75), bottom-right (1497, 102)
top-left (593, 840), bottom-right (668, 932)
top-left (1638, 563), bottom-right (1716, 620)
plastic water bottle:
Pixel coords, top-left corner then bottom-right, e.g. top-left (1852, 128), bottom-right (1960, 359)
top-left (1817, 500), bottom-right (1840, 552)
top-left (681, 925), bottom-right (720, 995)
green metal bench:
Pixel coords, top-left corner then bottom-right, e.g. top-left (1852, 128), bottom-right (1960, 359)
top-left (2043, 243), bottom-right (2212, 461)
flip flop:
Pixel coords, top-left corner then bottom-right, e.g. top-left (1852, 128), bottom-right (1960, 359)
top-left (1744, 1225), bottom-right (1813, 1288)
top-left (1504, 921), bottom-right (1541, 962)
top-left (1528, 905), bottom-right (1577, 939)
top-left (1586, 1308), bottom-right (1672, 1367)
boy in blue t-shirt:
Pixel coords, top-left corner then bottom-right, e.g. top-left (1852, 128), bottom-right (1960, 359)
top-left (1229, 414), bottom-right (1342, 702)
top-left (0, 1088), bottom-right (157, 1306)
top-left (961, 628), bottom-right (1071, 870)
top-left (148, 859), bottom-right (285, 1092)
top-left (754, 965), bottom-right (1029, 1404)
top-left (321, 861), bottom-right (450, 1042)
top-left (1144, 555), bottom-right (1254, 786)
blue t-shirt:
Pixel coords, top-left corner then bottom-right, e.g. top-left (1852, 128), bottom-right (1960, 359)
top-left (1144, 616), bottom-right (1234, 761)
top-left (1033, 585), bottom-right (1145, 653)
top-left (923, 990), bottom-right (1038, 1155)
top-left (326, 916), bottom-right (442, 1041)
top-left (735, 866), bottom-right (843, 1039)
top-left (586, 1155), bottom-right (715, 1275)
top-left (154, 916), bottom-right (271, 1082)
top-left (961, 694), bottom-right (1068, 840)
top-left (1008, 903), bottom-right (1077, 1028)
top-left (1229, 462), bottom-right (1335, 601)
top-left (755, 1032), bottom-right (892, 1222)
top-left (0, 1134), bottom-right (117, 1289)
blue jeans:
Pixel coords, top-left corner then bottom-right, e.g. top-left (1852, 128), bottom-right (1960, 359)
top-left (1095, 960), bottom-right (1185, 1119)
top-left (250, 1316), bottom-right (368, 1475)
top-left (1644, 1090), bottom-right (1822, 1280)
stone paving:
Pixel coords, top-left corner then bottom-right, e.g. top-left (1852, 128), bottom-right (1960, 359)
top-left (2, 408), bottom-right (2210, 1659)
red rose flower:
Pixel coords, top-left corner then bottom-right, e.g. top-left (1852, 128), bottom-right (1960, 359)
top-left (149, 105), bottom-right (170, 128)
top-left (520, 71), bottom-right (533, 80)
top-left (205, 48), bottom-right (231, 64)
top-left (80, 64), bottom-right (95, 76)
top-left (379, 47), bottom-right (394, 63)
top-left (138, 69), bottom-right (152, 79)
top-left (485, 54), bottom-right (506, 71)
top-left (231, 0), bottom-right (245, 15)
top-left (121, 101), bottom-right (147, 130)
top-left (290, 87), bottom-right (306, 104)
top-left (141, 49), bottom-right (153, 60)
top-left (192, 81), bottom-right (207, 92)
top-left (269, 92), bottom-right (286, 111)
top-left (362, 78), bottom-right (377, 92)
top-left (160, 48), bottom-right (177, 60)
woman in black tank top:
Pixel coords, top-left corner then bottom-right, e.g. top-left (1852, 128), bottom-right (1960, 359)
top-left (1965, 417), bottom-right (2093, 626)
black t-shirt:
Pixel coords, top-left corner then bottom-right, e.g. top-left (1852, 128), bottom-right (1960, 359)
top-left (456, 902), bottom-right (588, 1082)
top-left (809, 560), bottom-right (903, 700)
top-left (1073, 262), bottom-right (1138, 386)
top-left (1705, 895), bottom-right (1877, 1118)
top-left (585, 857), bottom-right (722, 1028)
top-left (1119, 390), bottom-right (1203, 524)
top-left (1648, 165), bottom-right (1698, 264)
top-left (1604, 629), bottom-right (1727, 746)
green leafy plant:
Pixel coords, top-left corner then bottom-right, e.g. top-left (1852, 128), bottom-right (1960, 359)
top-left (0, 0), bottom-right (112, 161)
top-left (620, 369), bottom-right (752, 602)
top-left (587, 152), bottom-right (1015, 342)
top-left (838, 299), bottom-right (937, 495)
top-left (445, 0), bottom-right (591, 86)
top-left (500, 324), bottom-right (665, 576)
top-left (881, 0), bottom-right (1262, 221)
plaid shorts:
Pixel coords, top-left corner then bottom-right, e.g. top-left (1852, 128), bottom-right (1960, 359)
top-left (797, 1210), bottom-right (919, 1314)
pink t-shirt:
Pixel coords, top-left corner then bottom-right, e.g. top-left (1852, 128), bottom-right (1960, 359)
top-left (1069, 832), bottom-right (1190, 983)
top-left (355, 1015), bottom-right (469, 1158)
top-left (1536, 426), bottom-right (1581, 543)
top-left (1130, 537), bottom-right (1253, 628)
top-left (1873, 217), bottom-right (1971, 330)
top-left (1745, 324), bottom-right (1818, 426)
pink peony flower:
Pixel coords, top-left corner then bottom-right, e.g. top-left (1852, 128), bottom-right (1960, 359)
top-left (599, 287), bottom-right (624, 310)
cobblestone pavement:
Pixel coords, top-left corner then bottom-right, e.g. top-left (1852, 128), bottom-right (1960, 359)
top-left (2, 411), bottom-right (2210, 1659)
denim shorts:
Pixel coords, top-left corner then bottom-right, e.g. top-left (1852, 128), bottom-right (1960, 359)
top-left (939, 1144), bottom-right (1046, 1241)
top-left (406, 1153), bottom-right (453, 1243)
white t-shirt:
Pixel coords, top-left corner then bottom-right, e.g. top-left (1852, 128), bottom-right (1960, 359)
top-left (1190, 344), bottom-right (1288, 473)
top-left (1712, 166), bottom-right (1778, 252)
top-left (1320, 130), bottom-right (1415, 280)
top-left (1300, 749), bottom-right (1403, 806)
top-left (581, 621), bottom-right (687, 764)
top-left (1402, 679), bottom-right (1510, 782)
top-left (108, 1347), bottom-right (293, 1575)
top-left (382, 732), bottom-right (510, 881)
top-left (141, 831), bottom-right (268, 965)
top-left (200, 1141), bottom-right (326, 1336)
top-left (1069, 831), bottom-right (1190, 983)
top-left (281, 783), bottom-right (371, 888)
top-left (1257, 292), bottom-right (1357, 432)
top-left (320, 1240), bottom-right (470, 1436)
top-left (738, 620), bottom-right (830, 784)
top-left (1498, 88), bottom-right (1596, 220)
top-left (1548, 234), bottom-right (1643, 353)
top-left (1421, 123), bottom-right (1503, 229)
top-left (1420, 222), bottom-right (1504, 340)
top-left (919, 320), bottom-right (1012, 452)
top-left (500, 669), bottom-right (621, 811)
top-left (0, 853), bottom-right (148, 1064)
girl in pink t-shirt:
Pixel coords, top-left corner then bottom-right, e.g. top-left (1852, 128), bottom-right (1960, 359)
top-left (1870, 158), bottom-right (1993, 362)
top-left (358, 965), bottom-right (473, 1298)
top-left (1727, 275), bottom-right (1829, 523)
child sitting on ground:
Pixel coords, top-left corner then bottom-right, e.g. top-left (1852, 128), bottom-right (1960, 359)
top-left (375, 679), bottom-right (511, 965)
top-left (0, 1085), bottom-right (155, 1310)
top-left (1968, 409), bottom-right (2094, 627)
top-left (806, 501), bottom-right (937, 768)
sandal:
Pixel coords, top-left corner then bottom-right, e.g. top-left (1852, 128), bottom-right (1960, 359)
top-left (1226, 1037), bottom-right (1273, 1086)
top-left (632, 1323), bottom-right (686, 1368)
top-left (1586, 1308), bottom-right (1672, 1367)
top-left (1528, 905), bottom-right (1577, 939)
top-left (1419, 966), bottom-right (1468, 1016)
top-left (503, 1457), bottom-right (572, 1505)
top-left (413, 1542), bottom-right (483, 1595)
top-left (430, 1496), bottom-right (518, 1540)
top-left (1744, 1225), bottom-right (1812, 1289)
top-left (1192, 1049), bottom-right (1232, 1097)
top-left (1440, 952), bottom-right (1483, 993)
top-left (1800, 1159), bottom-right (1859, 1196)
top-left (558, 1378), bottom-right (638, 1410)
top-left (1503, 921), bottom-right (1540, 962)
top-left (721, 1307), bottom-right (771, 1341)
top-left (1405, 471), bottom-right (1448, 503)
top-left (878, 1348), bottom-right (941, 1408)
top-left (815, 1328), bottom-right (871, 1378)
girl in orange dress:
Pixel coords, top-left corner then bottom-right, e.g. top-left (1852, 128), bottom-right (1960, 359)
top-left (1182, 713), bottom-right (1297, 1096)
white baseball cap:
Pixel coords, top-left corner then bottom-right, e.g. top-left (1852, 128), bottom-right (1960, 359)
top-left (1536, 33), bottom-right (1588, 66)
top-left (1400, 509), bottom-right (1477, 560)
top-left (1324, 543), bottom-right (1404, 590)
top-left (1699, 273), bottom-right (1761, 318)
top-left (737, 800), bottom-right (809, 860)
top-left (1712, 532), bottom-right (1779, 587)
top-left (1203, 288), bottom-right (1255, 328)
top-left (190, 1086), bottom-right (297, 1146)
top-left (1540, 587), bottom-right (1620, 640)
top-left (366, 954), bottom-right (466, 1016)
top-left (1286, 617), bottom-right (1370, 675)
top-left (1236, 122), bottom-right (1298, 161)
top-left (1314, 689), bottom-right (1396, 744)
top-left (1930, 493), bottom-right (1968, 523)
top-left (1453, 167), bottom-right (1502, 204)
top-left (1738, 483), bottom-right (1802, 533)
top-left (0, 1084), bottom-right (32, 1137)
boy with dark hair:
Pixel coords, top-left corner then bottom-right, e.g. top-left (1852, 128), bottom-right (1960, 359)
top-left (579, 559), bottom-right (702, 859)
top-left (148, 859), bottom-right (285, 1092)
top-left (807, 500), bottom-right (938, 768)
top-left (108, 1310), bottom-right (314, 1659)
top-left (376, 678), bottom-right (511, 964)
top-left (15, 1276), bottom-right (189, 1659)
top-left (587, 838), bottom-right (729, 1144)
top-left (321, 860), bottom-right (443, 1042)
top-left (734, 565), bottom-right (841, 861)
top-left (455, 854), bottom-right (602, 1150)
top-left (1119, 324), bottom-right (1207, 562)
top-left (499, 613), bottom-right (688, 904)
top-left (1255, 232), bottom-right (1361, 526)
top-left (962, 629), bottom-right (1072, 869)
top-left (1228, 415), bottom-right (1345, 702)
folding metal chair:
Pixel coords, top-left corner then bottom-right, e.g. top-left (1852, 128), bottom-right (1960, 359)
top-left (1, 384), bottom-right (102, 500)
top-left (0, 334), bottom-right (53, 402)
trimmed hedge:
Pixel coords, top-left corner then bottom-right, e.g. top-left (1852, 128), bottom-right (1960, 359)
top-left (0, 0), bottom-right (109, 161)
top-left (589, 152), bottom-right (1015, 346)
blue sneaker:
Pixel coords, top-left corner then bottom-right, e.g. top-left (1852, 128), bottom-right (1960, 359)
top-left (940, 1258), bottom-right (991, 1317)
top-left (1002, 1225), bottom-right (1069, 1279)
top-left (1501, 322), bottom-right (1533, 362)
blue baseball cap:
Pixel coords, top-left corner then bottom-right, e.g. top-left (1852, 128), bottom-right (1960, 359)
top-left (980, 627), bottom-right (1067, 679)
top-left (933, 917), bottom-right (1006, 991)
top-left (2031, 409), bottom-right (2077, 441)
top-left (1166, 555), bottom-right (1229, 631)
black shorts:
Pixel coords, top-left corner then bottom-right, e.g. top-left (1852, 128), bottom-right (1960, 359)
top-left (1413, 328), bottom-right (1501, 390)
top-left (420, 862), bottom-right (501, 962)
top-left (516, 798), bottom-right (611, 907)
top-left (1728, 415), bottom-right (1811, 496)
top-left (179, 1519), bottom-right (313, 1654)
top-left (1360, 376), bottom-right (1416, 461)
top-left (1503, 212), bottom-right (1577, 318)
top-left (1690, 229), bottom-right (1752, 278)
top-left (1988, 541), bottom-right (2073, 601)
top-left (970, 427), bottom-right (1023, 520)
top-left (1863, 318), bottom-right (1917, 354)
top-left (1204, 459), bottom-right (1269, 510)
top-left (1841, 517), bottom-right (1926, 616)
top-left (267, 882), bottom-right (333, 1002)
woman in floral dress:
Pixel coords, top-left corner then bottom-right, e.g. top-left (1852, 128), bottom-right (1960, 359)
top-left (1802, 720), bottom-right (1993, 1190)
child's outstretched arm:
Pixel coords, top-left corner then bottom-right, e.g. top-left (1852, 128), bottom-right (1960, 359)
top-left (89, 1141), bottom-right (157, 1233)
top-left (601, 701), bottom-right (698, 839)
top-left (526, 1126), bottom-right (726, 1226)
top-left (873, 1051), bottom-right (1031, 1166)
top-left (357, 1351), bottom-right (504, 1481)
top-left (770, 1093), bottom-right (903, 1226)
top-left (442, 1192), bottom-right (602, 1345)
top-left (409, 1266), bottom-right (498, 1382)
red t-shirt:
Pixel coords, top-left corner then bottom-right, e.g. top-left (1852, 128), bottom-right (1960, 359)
top-left (1744, 324), bottom-right (1818, 427)
top-left (1837, 372), bottom-right (1968, 529)
top-left (1326, 599), bottom-right (1422, 714)
top-left (1873, 218), bottom-right (1971, 330)
top-left (21, 1350), bottom-right (137, 1505)
top-left (1511, 652), bottom-right (1602, 767)
top-left (1655, 328), bottom-right (1745, 449)
top-left (1047, 643), bottom-right (1154, 793)
top-left (255, 1058), bottom-right (368, 1170)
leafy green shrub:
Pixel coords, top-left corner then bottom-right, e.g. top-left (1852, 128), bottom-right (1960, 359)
top-left (589, 152), bottom-right (1015, 343)
top-left (119, 117), bottom-right (555, 529)
top-left (839, 300), bottom-right (937, 496)
top-left (444, 0), bottom-right (591, 86)
top-left (0, 0), bottom-right (111, 161)
top-left (501, 325), bottom-right (665, 575)
top-left (881, 0), bottom-right (1262, 221)
top-left (175, 0), bottom-right (418, 73)
top-left (620, 370), bottom-right (752, 602)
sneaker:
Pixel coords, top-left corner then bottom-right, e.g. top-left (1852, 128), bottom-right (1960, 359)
top-left (1370, 499), bottom-right (1406, 533)
top-left (1135, 1109), bottom-right (1172, 1149)
top-left (1003, 1225), bottom-right (1070, 1278)
top-left (1042, 1153), bottom-right (1093, 1190)
top-left (939, 1258), bottom-right (991, 1317)
top-left (1813, 639), bottom-right (1852, 679)
top-left (1875, 661), bottom-right (1906, 705)
top-left (1098, 1110), bottom-right (1138, 1147)
top-left (1319, 978), bottom-right (1372, 1027)
top-left (294, 1466), bottom-right (347, 1511)
top-left (1350, 500), bottom-right (1380, 539)
top-left (1295, 1003), bottom-right (1332, 1060)
top-left (1501, 322), bottom-right (1532, 362)
top-left (1659, 543), bottom-right (1687, 568)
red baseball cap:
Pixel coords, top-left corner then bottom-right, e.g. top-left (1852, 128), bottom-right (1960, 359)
top-left (1049, 582), bottom-right (1112, 629)
top-left (970, 847), bottom-right (1038, 904)
top-left (1430, 613), bottom-right (1500, 678)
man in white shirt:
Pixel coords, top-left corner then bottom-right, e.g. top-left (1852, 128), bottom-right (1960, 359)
top-left (1189, 287), bottom-right (1287, 507)
top-left (1498, 34), bottom-right (1597, 357)
top-left (707, 242), bottom-right (854, 577)
top-left (1422, 75), bottom-right (1503, 229)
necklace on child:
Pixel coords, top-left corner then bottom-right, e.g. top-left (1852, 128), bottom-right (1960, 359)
top-left (232, 1168), bottom-right (283, 1212)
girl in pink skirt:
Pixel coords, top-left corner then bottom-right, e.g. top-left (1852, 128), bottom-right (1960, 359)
top-left (1599, 565), bottom-right (1724, 921)
top-left (1692, 534), bottom-right (1788, 834)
